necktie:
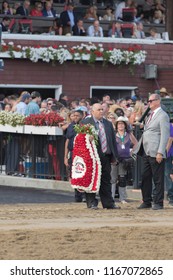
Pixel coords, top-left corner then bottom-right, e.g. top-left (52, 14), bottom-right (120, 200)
top-left (146, 112), bottom-right (154, 125)
top-left (98, 121), bottom-right (107, 153)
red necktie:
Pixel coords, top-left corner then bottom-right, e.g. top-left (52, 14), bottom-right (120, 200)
top-left (146, 112), bottom-right (154, 125)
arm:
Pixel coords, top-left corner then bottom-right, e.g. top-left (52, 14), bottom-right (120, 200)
top-left (130, 132), bottom-right (138, 150)
top-left (166, 137), bottom-right (173, 154)
top-left (64, 139), bottom-right (69, 166)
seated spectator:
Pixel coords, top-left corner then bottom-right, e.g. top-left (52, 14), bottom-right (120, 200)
top-left (60, 2), bottom-right (78, 35)
top-left (49, 18), bottom-right (63, 35)
top-left (87, 20), bottom-right (103, 37)
top-left (30, 2), bottom-right (43, 17)
top-left (72, 19), bottom-right (86, 36)
top-left (1, 1), bottom-right (13, 15)
top-left (147, 27), bottom-right (161, 39)
top-left (103, 6), bottom-right (115, 21)
top-left (135, 22), bottom-right (145, 39)
top-left (16, 0), bottom-right (30, 16)
top-left (0, 16), bottom-right (10, 32)
top-left (152, 10), bottom-right (165, 24)
top-left (12, 2), bottom-right (21, 15)
top-left (42, 0), bottom-right (56, 17)
top-left (84, 5), bottom-right (98, 21)
top-left (108, 21), bottom-right (122, 37)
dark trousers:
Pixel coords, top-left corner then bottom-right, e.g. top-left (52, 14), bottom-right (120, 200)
top-left (141, 155), bottom-right (165, 206)
top-left (86, 154), bottom-right (114, 208)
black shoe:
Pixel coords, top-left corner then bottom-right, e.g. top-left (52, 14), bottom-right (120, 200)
top-left (137, 203), bottom-right (151, 209)
top-left (152, 204), bottom-right (163, 210)
top-left (106, 205), bottom-right (121, 209)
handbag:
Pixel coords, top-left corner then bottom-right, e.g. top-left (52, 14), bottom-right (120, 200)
top-left (121, 157), bottom-right (134, 171)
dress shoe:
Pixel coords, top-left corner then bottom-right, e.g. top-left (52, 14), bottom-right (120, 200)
top-left (137, 203), bottom-right (151, 209)
top-left (106, 204), bottom-right (121, 209)
top-left (152, 204), bottom-right (163, 210)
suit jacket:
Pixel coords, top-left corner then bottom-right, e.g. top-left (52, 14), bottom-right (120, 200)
top-left (60, 11), bottom-right (78, 27)
top-left (42, 8), bottom-right (56, 17)
top-left (72, 24), bottom-right (86, 36)
top-left (134, 108), bottom-right (169, 158)
top-left (16, 6), bottom-right (29, 16)
top-left (82, 117), bottom-right (118, 161)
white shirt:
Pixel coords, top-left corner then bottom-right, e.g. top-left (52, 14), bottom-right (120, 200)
top-left (87, 25), bottom-right (103, 37)
top-left (115, 2), bottom-right (125, 20)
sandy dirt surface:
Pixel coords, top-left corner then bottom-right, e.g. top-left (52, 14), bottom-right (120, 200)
top-left (0, 200), bottom-right (173, 260)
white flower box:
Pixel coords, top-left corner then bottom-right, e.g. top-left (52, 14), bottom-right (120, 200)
top-left (24, 125), bottom-right (63, 135)
top-left (0, 124), bottom-right (24, 133)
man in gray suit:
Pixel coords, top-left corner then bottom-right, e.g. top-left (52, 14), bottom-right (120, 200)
top-left (136, 93), bottom-right (169, 210)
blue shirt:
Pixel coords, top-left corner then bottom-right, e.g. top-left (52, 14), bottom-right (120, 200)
top-left (25, 101), bottom-right (40, 116)
top-left (67, 11), bottom-right (75, 27)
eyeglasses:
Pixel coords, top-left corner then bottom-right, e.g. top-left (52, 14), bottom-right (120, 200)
top-left (148, 99), bottom-right (158, 103)
top-left (108, 116), bottom-right (115, 119)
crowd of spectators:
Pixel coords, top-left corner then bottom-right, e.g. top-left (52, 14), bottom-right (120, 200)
top-left (0, 86), bottom-right (172, 205)
top-left (0, 0), bottom-right (166, 38)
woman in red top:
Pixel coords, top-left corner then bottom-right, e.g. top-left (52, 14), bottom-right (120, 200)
top-left (30, 2), bottom-right (43, 17)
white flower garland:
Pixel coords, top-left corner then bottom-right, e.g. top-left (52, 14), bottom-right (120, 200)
top-left (0, 41), bottom-right (147, 66)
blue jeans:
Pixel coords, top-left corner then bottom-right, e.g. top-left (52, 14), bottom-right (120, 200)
top-left (165, 156), bottom-right (173, 202)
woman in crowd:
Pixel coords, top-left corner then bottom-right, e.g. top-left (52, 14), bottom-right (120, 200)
top-left (1, 1), bottom-right (13, 15)
top-left (84, 5), bottom-right (98, 20)
top-left (30, 2), bottom-right (43, 17)
top-left (112, 116), bottom-right (138, 203)
top-left (49, 18), bottom-right (63, 35)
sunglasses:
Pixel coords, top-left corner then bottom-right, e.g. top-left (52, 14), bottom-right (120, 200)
top-left (48, 103), bottom-right (53, 105)
top-left (147, 99), bottom-right (158, 103)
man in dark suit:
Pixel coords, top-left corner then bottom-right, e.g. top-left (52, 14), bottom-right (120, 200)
top-left (72, 19), bottom-right (86, 36)
top-left (60, 2), bottom-right (78, 35)
top-left (16, 0), bottom-right (30, 16)
top-left (82, 103), bottom-right (120, 210)
top-left (0, 17), bottom-right (10, 32)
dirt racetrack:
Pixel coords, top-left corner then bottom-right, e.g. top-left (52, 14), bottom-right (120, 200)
top-left (0, 199), bottom-right (173, 260)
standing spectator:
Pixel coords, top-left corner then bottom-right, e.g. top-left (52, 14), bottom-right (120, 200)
top-left (82, 103), bottom-right (120, 210)
top-left (64, 110), bottom-right (86, 202)
top-left (115, 0), bottom-right (134, 21)
top-left (1, 1), bottom-right (13, 15)
top-left (4, 103), bottom-right (12, 112)
top-left (165, 120), bottom-right (173, 206)
top-left (42, 1), bottom-right (56, 17)
top-left (87, 20), bottom-right (103, 37)
top-left (60, 2), bottom-right (78, 35)
top-left (16, 0), bottom-right (31, 16)
top-left (112, 116), bottom-right (137, 203)
top-left (59, 93), bottom-right (68, 107)
top-left (135, 93), bottom-right (169, 210)
top-left (16, 93), bottom-right (30, 115)
top-left (30, 2), bottom-right (43, 17)
top-left (72, 19), bottom-right (86, 36)
top-left (0, 16), bottom-right (10, 32)
top-left (25, 91), bottom-right (41, 116)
